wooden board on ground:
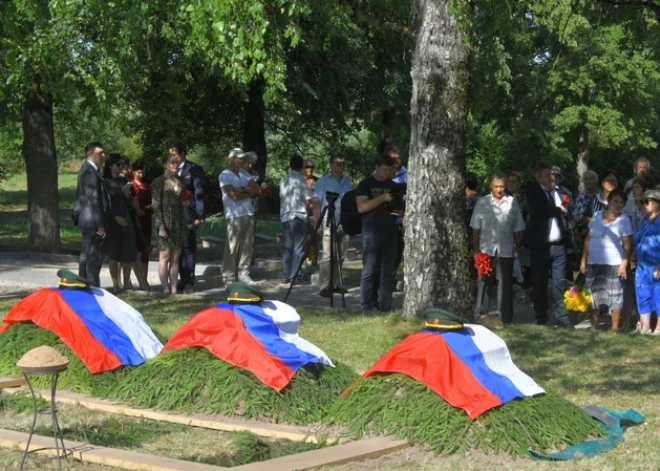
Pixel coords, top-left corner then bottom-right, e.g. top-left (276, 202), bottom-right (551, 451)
top-left (0, 429), bottom-right (409, 471)
top-left (0, 378), bottom-right (26, 389)
top-left (0, 429), bottom-right (228, 471)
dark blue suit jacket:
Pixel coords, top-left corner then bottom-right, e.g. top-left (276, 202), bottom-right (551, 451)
top-left (74, 160), bottom-right (110, 230)
top-left (178, 160), bottom-right (206, 223)
top-left (522, 183), bottom-right (572, 250)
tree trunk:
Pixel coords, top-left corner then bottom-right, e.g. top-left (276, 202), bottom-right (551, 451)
top-left (242, 79), bottom-right (268, 182)
top-left (403, 0), bottom-right (471, 319)
top-left (576, 125), bottom-right (589, 193)
top-left (22, 81), bottom-right (61, 253)
top-left (377, 107), bottom-right (397, 155)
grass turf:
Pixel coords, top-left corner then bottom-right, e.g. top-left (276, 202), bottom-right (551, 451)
top-left (330, 374), bottom-right (604, 456)
top-left (0, 393), bottom-right (325, 467)
top-left (0, 323), bottom-right (357, 425)
top-left (1, 296), bottom-right (658, 465)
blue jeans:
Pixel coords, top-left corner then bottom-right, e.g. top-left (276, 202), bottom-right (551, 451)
top-left (282, 218), bottom-right (308, 279)
top-left (360, 231), bottom-right (398, 311)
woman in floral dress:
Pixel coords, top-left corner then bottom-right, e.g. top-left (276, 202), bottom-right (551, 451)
top-left (152, 153), bottom-right (188, 294)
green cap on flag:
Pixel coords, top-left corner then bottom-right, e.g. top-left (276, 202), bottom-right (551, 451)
top-left (423, 308), bottom-right (465, 331)
top-left (56, 268), bottom-right (90, 290)
top-left (226, 282), bottom-right (263, 304)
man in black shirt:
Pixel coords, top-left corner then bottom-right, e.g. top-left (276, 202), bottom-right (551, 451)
top-left (356, 154), bottom-right (399, 312)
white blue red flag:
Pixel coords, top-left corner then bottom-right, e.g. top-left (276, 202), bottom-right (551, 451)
top-left (361, 325), bottom-right (544, 419)
top-left (0, 288), bottom-right (163, 374)
top-left (163, 301), bottom-right (333, 391)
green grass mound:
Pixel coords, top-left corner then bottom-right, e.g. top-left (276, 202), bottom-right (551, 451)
top-left (112, 347), bottom-right (357, 425)
top-left (330, 374), bottom-right (606, 456)
top-left (0, 323), bottom-right (358, 425)
top-left (0, 323), bottom-right (129, 395)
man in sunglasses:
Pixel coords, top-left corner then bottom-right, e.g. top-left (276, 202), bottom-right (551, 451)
top-left (312, 153), bottom-right (354, 297)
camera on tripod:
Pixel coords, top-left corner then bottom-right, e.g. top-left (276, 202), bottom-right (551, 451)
top-left (325, 191), bottom-right (340, 203)
top-left (385, 183), bottom-right (406, 212)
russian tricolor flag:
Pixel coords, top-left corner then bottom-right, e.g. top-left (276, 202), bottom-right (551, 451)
top-left (163, 301), bottom-right (333, 392)
top-left (0, 288), bottom-right (163, 374)
top-left (361, 325), bottom-right (544, 419)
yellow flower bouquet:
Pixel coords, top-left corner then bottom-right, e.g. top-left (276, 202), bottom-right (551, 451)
top-left (563, 285), bottom-right (592, 313)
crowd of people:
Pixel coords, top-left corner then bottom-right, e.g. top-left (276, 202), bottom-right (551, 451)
top-left (468, 158), bottom-right (660, 332)
top-left (74, 141), bottom-right (206, 295)
top-left (73, 138), bottom-right (660, 329)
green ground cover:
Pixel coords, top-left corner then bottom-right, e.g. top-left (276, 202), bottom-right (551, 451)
top-left (0, 294), bottom-right (658, 469)
top-left (0, 393), bottom-right (324, 467)
top-left (0, 173), bottom-right (282, 253)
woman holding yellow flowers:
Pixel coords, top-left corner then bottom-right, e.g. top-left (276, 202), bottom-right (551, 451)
top-left (580, 189), bottom-right (633, 332)
top-left (633, 189), bottom-right (660, 334)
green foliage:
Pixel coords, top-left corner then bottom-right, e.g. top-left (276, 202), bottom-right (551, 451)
top-left (112, 348), bottom-right (357, 425)
top-left (0, 323), bottom-right (358, 426)
top-left (330, 374), bottom-right (605, 456)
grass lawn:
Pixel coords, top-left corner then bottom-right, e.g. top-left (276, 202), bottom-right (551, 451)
top-left (0, 173), bottom-right (282, 254)
top-left (1, 294), bottom-right (660, 469)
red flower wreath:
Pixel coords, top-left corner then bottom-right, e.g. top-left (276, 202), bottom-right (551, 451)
top-left (561, 194), bottom-right (570, 207)
top-left (474, 252), bottom-right (492, 277)
top-left (260, 187), bottom-right (273, 198)
top-left (179, 189), bottom-right (192, 203)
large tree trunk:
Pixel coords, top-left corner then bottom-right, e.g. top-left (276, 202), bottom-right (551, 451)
top-left (22, 81), bottom-right (61, 253)
top-left (242, 79), bottom-right (268, 181)
top-left (403, 0), bottom-right (471, 319)
top-left (576, 125), bottom-right (589, 193)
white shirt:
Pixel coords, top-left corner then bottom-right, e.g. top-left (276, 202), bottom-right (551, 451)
top-left (470, 194), bottom-right (526, 258)
top-left (280, 171), bottom-right (312, 223)
top-left (219, 168), bottom-right (254, 219)
top-left (87, 159), bottom-right (98, 172)
top-left (176, 162), bottom-right (184, 176)
top-left (587, 211), bottom-right (633, 265)
top-left (543, 185), bottom-right (563, 243)
top-left (313, 173), bottom-right (353, 227)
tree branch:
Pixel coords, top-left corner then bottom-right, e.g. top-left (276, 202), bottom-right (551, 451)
top-left (597, 0), bottom-right (660, 20)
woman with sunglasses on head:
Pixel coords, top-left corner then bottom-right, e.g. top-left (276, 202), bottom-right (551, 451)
top-left (102, 153), bottom-right (138, 292)
top-left (633, 189), bottom-right (660, 334)
top-left (151, 153), bottom-right (188, 295)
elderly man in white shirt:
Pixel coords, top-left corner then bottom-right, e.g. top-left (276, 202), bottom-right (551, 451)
top-left (470, 171), bottom-right (526, 323)
top-left (312, 153), bottom-right (353, 297)
top-left (219, 148), bottom-right (260, 285)
top-left (279, 155), bottom-right (313, 284)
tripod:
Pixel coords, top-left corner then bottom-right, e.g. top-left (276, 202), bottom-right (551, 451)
top-left (283, 195), bottom-right (346, 308)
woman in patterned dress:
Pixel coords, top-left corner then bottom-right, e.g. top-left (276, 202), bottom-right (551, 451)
top-left (152, 153), bottom-right (188, 294)
top-left (580, 189), bottom-right (633, 332)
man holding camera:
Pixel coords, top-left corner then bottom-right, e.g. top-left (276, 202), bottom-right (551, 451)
top-left (219, 148), bottom-right (261, 285)
top-left (312, 153), bottom-right (353, 298)
top-left (356, 154), bottom-right (400, 312)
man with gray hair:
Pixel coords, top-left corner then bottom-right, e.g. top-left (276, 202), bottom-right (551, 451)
top-left (573, 170), bottom-right (599, 223)
top-left (623, 158), bottom-right (651, 198)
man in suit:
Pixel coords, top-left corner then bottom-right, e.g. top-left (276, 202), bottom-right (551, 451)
top-left (523, 162), bottom-right (577, 327)
top-left (74, 142), bottom-right (109, 287)
top-left (170, 142), bottom-right (206, 293)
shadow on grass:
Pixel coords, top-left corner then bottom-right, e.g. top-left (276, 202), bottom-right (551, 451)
top-left (501, 325), bottom-right (660, 395)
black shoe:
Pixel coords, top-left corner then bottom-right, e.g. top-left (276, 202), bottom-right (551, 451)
top-left (281, 277), bottom-right (292, 285)
top-left (536, 319), bottom-right (547, 326)
top-left (319, 289), bottom-right (332, 298)
top-left (333, 286), bottom-right (348, 294)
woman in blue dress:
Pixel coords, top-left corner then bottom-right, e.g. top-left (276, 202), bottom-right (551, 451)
top-left (634, 189), bottom-right (660, 334)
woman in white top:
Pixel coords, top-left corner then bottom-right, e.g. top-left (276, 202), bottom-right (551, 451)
top-left (580, 189), bottom-right (633, 332)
